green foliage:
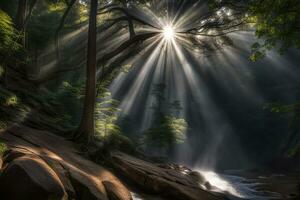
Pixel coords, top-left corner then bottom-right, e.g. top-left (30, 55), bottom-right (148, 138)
top-left (121, 64), bottom-right (133, 73)
top-left (287, 144), bottom-right (300, 157)
top-left (0, 9), bottom-right (21, 55)
top-left (5, 95), bottom-right (18, 107)
top-left (265, 102), bottom-right (300, 157)
top-left (62, 81), bottom-right (85, 99)
top-left (145, 115), bottom-right (187, 148)
top-left (0, 139), bottom-right (8, 155)
top-left (0, 86), bottom-right (17, 106)
top-left (27, 2), bottom-right (64, 50)
top-left (61, 78), bottom-right (123, 136)
top-left (0, 86), bottom-right (32, 130)
top-left (27, 1), bottom-right (87, 51)
top-left (247, 0), bottom-right (300, 60)
top-left (264, 102), bottom-right (300, 120)
top-left (38, 83), bottom-right (83, 128)
top-left (264, 101), bottom-right (300, 132)
top-left (249, 43), bottom-right (265, 62)
top-left (95, 89), bottom-right (121, 137)
top-left (100, 131), bottom-right (136, 153)
top-left (94, 84), bottom-right (136, 152)
top-left (209, 0), bottom-right (300, 60)
top-left (144, 83), bottom-right (187, 150)
top-left (56, 80), bottom-right (84, 127)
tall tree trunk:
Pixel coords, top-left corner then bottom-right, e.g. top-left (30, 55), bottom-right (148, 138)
top-left (15, 0), bottom-right (27, 46)
top-left (75, 0), bottom-right (98, 143)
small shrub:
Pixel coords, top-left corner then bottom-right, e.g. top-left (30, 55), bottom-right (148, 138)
top-left (105, 133), bottom-right (136, 153)
top-left (0, 9), bottom-right (20, 54)
top-left (144, 115), bottom-right (187, 149)
top-left (5, 95), bottom-right (18, 106)
top-left (0, 139), bottom-right (8, 155)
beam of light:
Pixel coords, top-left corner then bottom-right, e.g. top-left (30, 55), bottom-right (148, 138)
top-left (106, 3), bottom-right (260, 171)
top-left (162, 25), bottom-right (175, 41)
top-left (109, 36), bottom-right (162, 93)
top-left (170, 38), bottom-right (241, 169)
top-left (92, 2), bottom-right (300, 199)
top-left (117, 39), bottom-right (165, 115)
top-left (100, 0), bottom-right (299, 164)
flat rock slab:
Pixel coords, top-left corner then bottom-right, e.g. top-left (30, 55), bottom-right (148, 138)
top-left (0, 125), bottom-right (132, 200)
top-left (110, 151), bottom-right (225, 200)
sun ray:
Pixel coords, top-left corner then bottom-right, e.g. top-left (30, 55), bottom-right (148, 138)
top-left (162, 25), bottom-right (175, 41)
top-left (116, 39), bottom-right (165, 115)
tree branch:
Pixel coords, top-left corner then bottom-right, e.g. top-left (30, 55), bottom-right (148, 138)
top-left (97, 32), bottom-right (158, 66)
top-left (98, 6), bottom-right (159, 30)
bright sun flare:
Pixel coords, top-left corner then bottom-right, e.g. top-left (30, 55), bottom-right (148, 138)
top-left (163, 25), bottom-right (175, 40)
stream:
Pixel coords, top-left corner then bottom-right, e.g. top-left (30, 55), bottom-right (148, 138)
top-left (131, 169), bottom-right (283, 200)
top-left (197, 169), bottom-right (282, 200)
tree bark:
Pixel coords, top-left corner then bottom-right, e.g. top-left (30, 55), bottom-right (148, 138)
top-left (15, 0), bottom-right (28, 46)
top-left (75, 0), bottom-right (98, 143)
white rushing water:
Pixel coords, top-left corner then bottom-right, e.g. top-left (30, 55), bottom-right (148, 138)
top-left (196, 169), bottom-right (282, 200)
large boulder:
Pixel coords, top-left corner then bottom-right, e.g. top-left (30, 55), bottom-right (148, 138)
top-left (67, 169), bottom-right (108, 200)
top-left (0, 126), bottom-right (133, 200)
top-left (0, 155), bottom-right (67, 200)
top-left (103, 180), bottom-right (133, 200)
top-left (110, 151), bottom-right (225, 200)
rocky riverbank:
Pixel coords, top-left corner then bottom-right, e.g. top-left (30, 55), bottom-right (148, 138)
top-left (0, 125), bottom-right (225, 200)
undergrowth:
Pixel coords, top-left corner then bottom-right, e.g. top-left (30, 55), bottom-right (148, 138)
top-left (0, 139), bottom-right (7, 155)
